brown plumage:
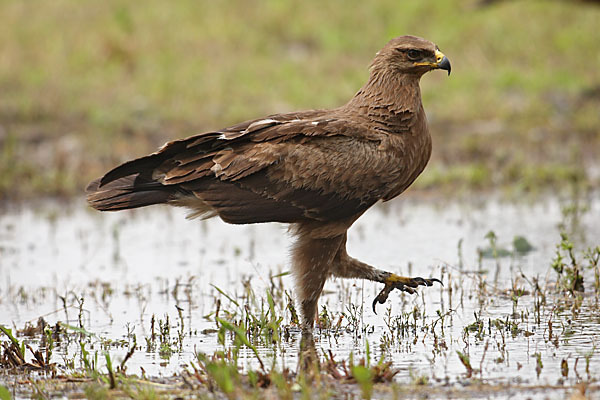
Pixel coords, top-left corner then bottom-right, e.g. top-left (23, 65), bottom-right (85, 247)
top-left (87, 35), bottom-right (450, 335)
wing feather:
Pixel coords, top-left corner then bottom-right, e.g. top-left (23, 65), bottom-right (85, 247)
top-left (94, 107), bottom-right (413, 224)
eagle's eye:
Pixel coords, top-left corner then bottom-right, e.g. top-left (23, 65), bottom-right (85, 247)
top-left (407, 49), bottom-right (421, 60)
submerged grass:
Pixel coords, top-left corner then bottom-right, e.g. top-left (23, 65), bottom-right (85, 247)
top-left (0, 0), bottom-right (599, 199)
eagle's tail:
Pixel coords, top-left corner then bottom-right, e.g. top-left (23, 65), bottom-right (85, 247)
top-left (86, 174), bottom-right (178, 211)
top-left (86, 149), bottom-right (184, 212)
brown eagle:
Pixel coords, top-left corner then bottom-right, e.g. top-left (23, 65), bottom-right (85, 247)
top-left (87, 35), bottom-right (450, 334)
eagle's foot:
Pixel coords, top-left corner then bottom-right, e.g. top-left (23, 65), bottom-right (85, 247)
top-left (372, 274), bottom-right (442, 314)
top-left (298, 329), bottom-right (320, 375)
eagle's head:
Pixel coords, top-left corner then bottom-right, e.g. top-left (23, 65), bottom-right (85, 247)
top-left (371, 35), bottom-right (451, 77)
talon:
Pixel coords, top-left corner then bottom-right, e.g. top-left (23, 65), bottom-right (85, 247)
top-left (372, 285), bottom-right (393, 314)
top-left (372, 297), bottom-right (381, 314)
top-left (412, 276), bottom-right (444, 287)
top-left (431, 278), bottom-right (443, 286)
top-left (371, 275), bottom-right (444, 314)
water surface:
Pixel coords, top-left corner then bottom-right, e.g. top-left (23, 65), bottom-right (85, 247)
top-left (1, 195), bottom-right (599, 396)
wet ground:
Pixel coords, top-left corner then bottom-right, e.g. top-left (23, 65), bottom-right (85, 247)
top-left (1, 194), bottom-right (599, 398)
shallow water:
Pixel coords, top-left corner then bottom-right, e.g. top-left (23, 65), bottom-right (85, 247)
top-left (1, 195), bottom-right (599, 395)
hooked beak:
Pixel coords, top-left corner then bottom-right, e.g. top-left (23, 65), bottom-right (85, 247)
top-left (434, 49), bottom-right (451, 76)
top-left (413, 49), bottom-right (451, 76)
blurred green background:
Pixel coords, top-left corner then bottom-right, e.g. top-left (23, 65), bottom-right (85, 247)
top-left (1, 0), bottom-right (598, 200)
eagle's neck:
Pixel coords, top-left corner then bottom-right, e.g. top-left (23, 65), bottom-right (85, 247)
top-left (346, 71), bottom-right (423, 128)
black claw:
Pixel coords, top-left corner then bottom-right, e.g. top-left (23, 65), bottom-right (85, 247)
top-left (372, 298), bottom-right (379, 314)
top-left (430, 278), bottom-right (444, 286)
top-left (372, 294), bottom-right (386, 315)
top-left (372, 286), bottom-right (392, 314)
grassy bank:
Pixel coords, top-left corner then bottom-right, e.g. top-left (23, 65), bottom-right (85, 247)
top-left (0, 0), bottom-right (599, 200)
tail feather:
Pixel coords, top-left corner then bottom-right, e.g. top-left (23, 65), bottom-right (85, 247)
top-left (86, 174), bottom-right (176, 211)
top-left (98, 138), bottom-right (194, 187)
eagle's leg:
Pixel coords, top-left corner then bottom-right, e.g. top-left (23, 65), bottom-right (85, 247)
top-left (291, 232), bottom-right (345, 332)
top-left (330, 234), bottom-right (442, 313)
top-left (291, 231), bottom-right (345, 370)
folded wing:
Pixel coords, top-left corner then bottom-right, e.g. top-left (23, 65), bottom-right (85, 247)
top-left (87, 109), bottom-right (396, 224)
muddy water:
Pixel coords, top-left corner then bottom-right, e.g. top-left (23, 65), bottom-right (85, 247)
top-left (1, 195), bottom-right (599, 390)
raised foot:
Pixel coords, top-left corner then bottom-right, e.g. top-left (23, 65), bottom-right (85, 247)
top-left (372, 275), bottom-right (443, 314)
